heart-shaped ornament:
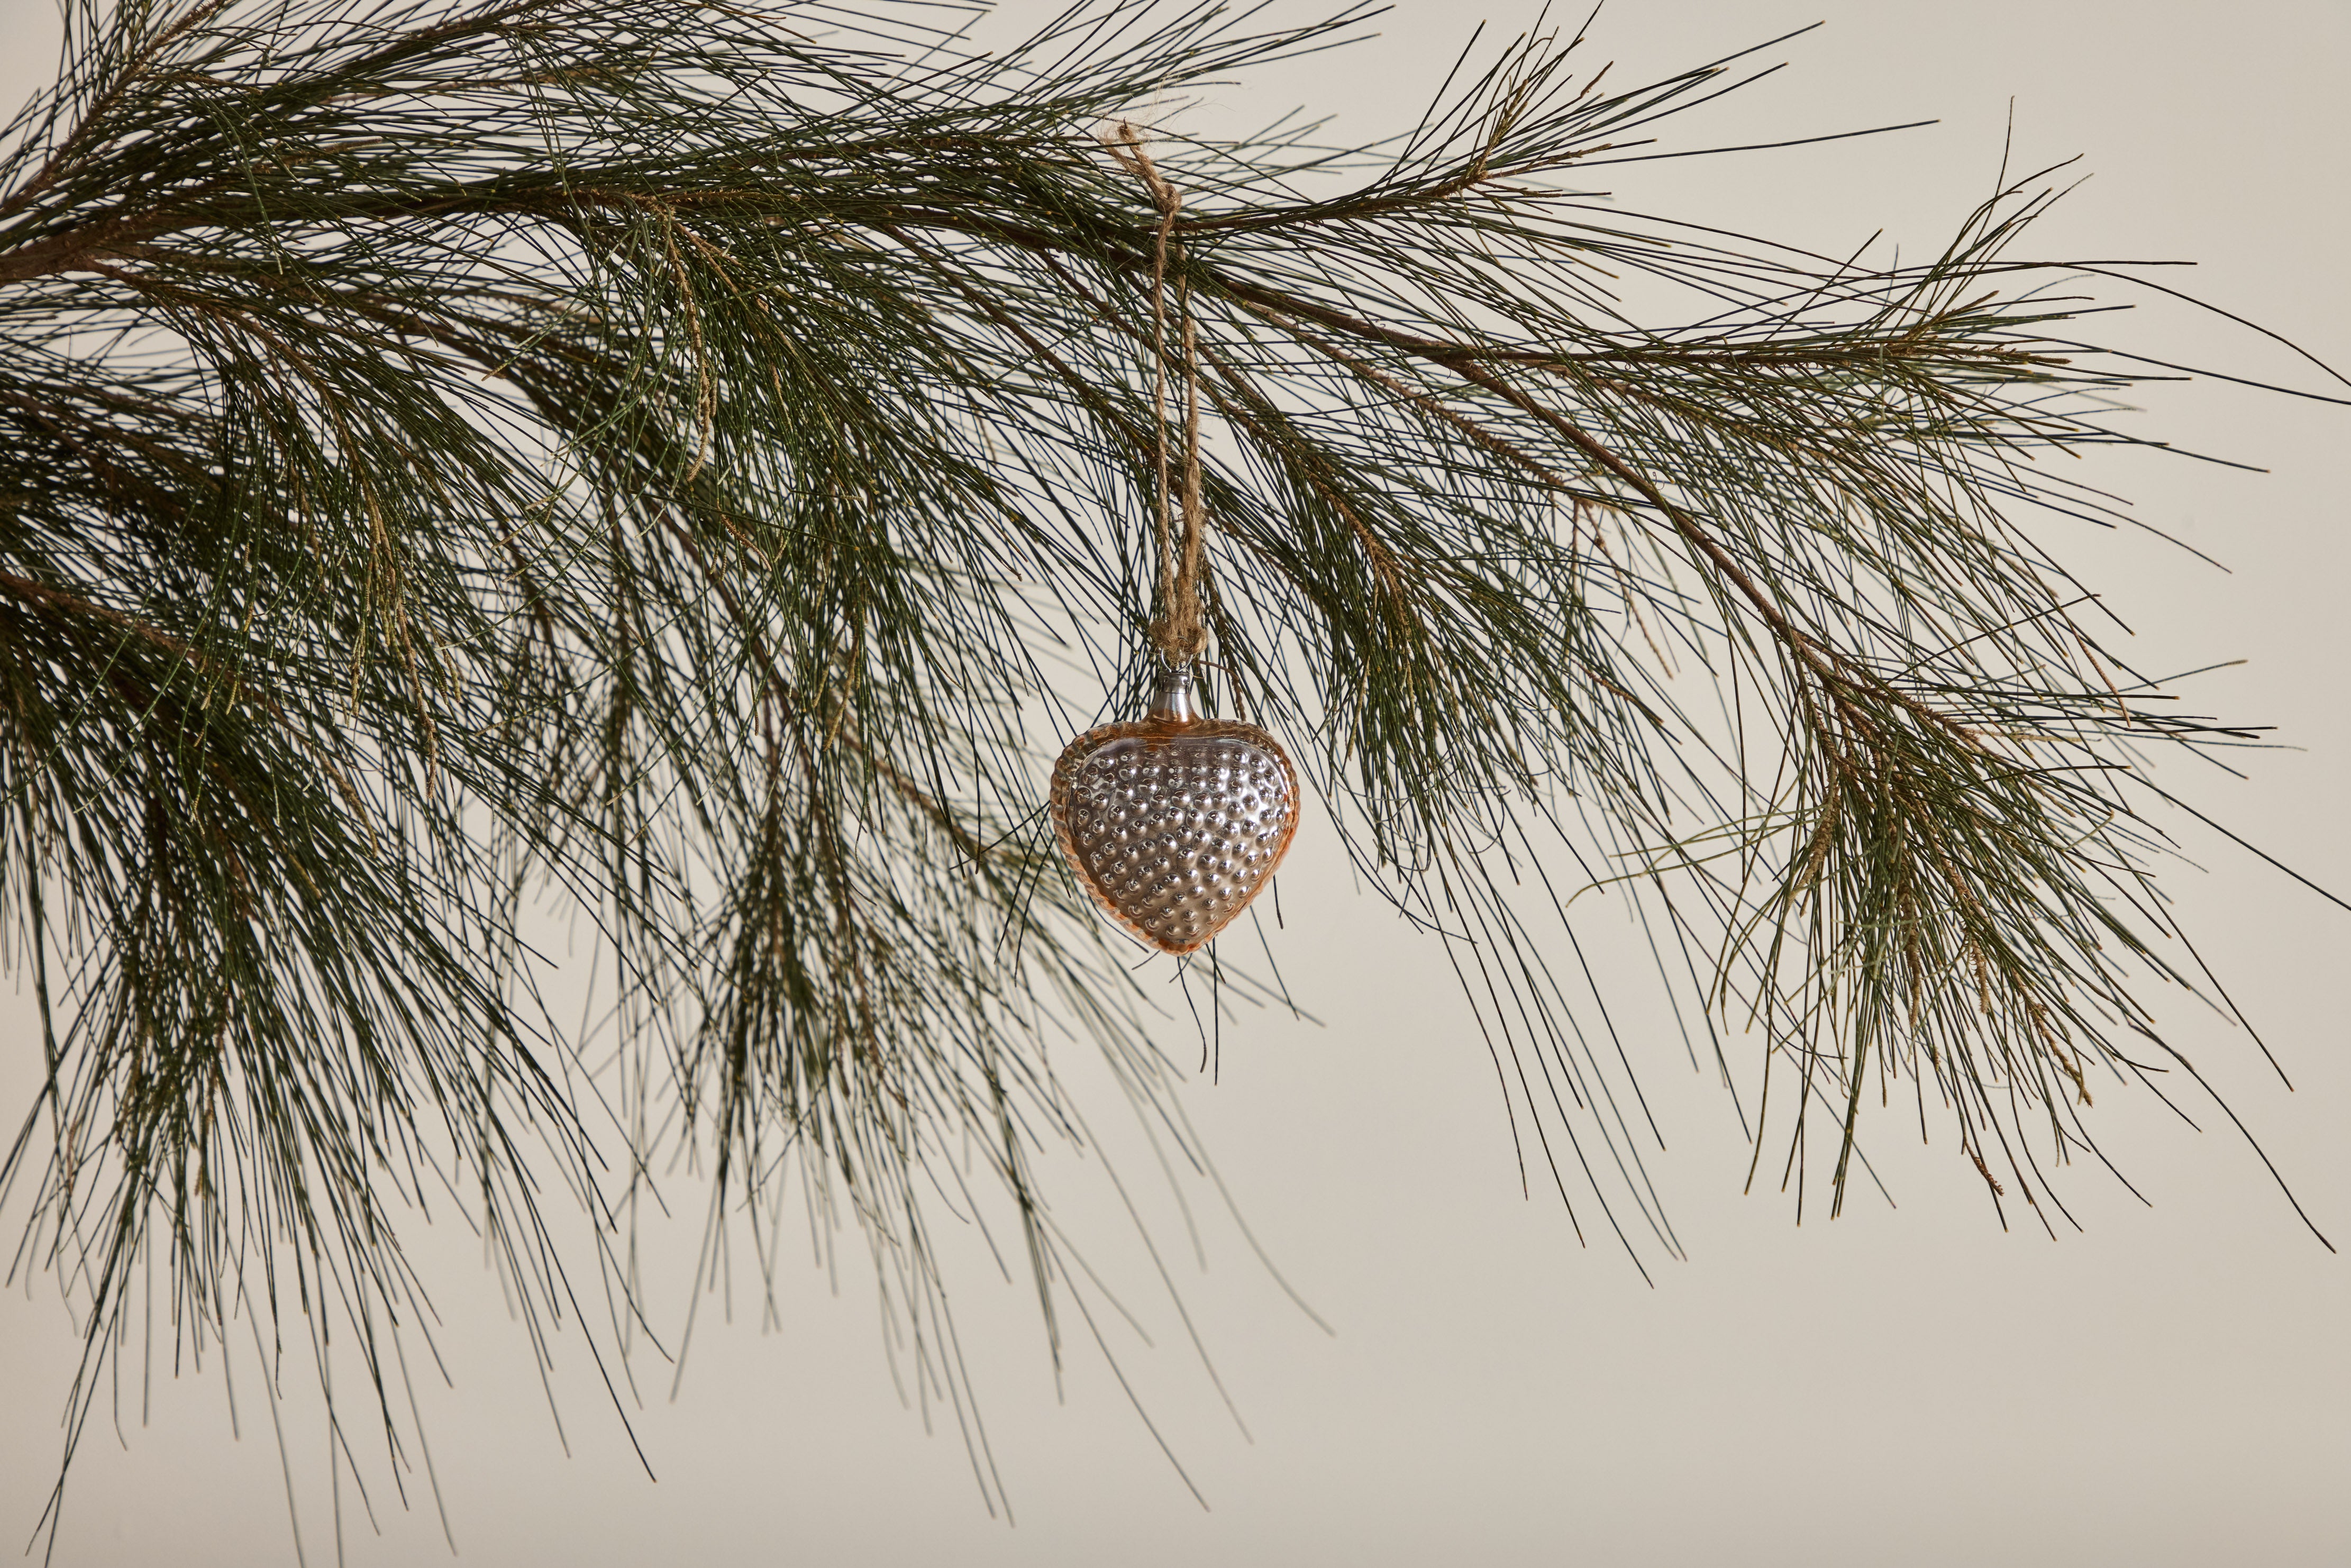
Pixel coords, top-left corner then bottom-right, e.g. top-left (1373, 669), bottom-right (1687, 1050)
top-left (1050, 669), bottom-right (1300, 955)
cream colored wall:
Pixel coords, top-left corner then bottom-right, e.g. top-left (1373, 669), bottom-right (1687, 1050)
top-left (1, 3), bottom-right (2344, 1564)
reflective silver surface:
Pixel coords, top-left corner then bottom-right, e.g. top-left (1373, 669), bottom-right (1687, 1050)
top-left (1146, 664), bottom-right (1201, 723)
top-left (1050, 717), bottom-right (1299, 954)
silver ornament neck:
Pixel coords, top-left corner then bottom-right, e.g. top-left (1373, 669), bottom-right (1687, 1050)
top-left (1147, 664), bottom-right (1201, 723)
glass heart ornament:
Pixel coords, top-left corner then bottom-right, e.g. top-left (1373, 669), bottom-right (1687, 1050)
top-left (1050, 666), bottom-right (1300, 954)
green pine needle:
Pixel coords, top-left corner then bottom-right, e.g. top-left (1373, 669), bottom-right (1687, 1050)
top-left (0, 0), bottom-right (2335, 1544)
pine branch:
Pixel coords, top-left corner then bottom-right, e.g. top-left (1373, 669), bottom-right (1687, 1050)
top-left (0, 0), bottom-right (2338, 1546)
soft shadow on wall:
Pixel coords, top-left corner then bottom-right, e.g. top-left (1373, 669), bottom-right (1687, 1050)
top-left (0, 2), bottom-right (2344, 1565)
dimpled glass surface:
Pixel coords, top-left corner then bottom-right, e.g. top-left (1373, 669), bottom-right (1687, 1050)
top-left (1050, 718), bottom-right (1300, 954)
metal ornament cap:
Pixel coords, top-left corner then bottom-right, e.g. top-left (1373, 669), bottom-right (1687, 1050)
top-left (1050, 670), bottom-right (1300, 955)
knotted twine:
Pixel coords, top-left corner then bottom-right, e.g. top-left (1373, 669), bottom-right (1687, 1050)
top-left (1108, 122), bottom-right (1207, 667)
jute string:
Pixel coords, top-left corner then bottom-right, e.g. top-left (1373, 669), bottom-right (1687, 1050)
top-left (1110, 122), bottom-right (1207, 666)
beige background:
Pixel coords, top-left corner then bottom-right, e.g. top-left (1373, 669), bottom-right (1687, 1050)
top-left (2, 2), bottom-right (2345, 1564)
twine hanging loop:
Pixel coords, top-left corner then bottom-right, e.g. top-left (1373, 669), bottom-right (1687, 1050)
top-left (1108, 122), bottom-right (1208, 667)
